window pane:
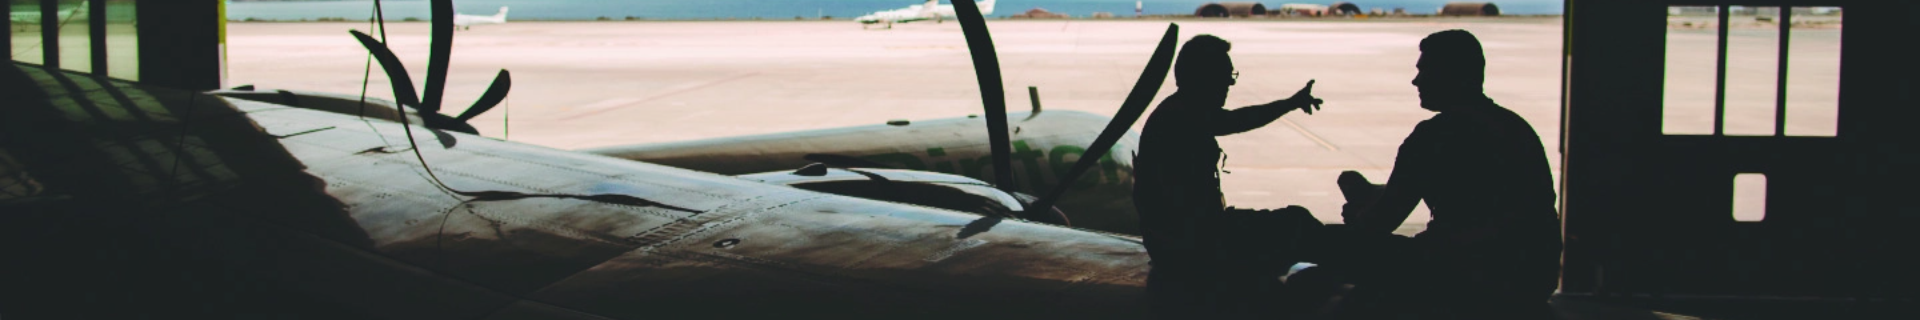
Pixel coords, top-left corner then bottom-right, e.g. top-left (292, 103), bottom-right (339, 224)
top-left (9, 0), bottom-right (42, 64)
top-left (1722, 6), bottom-right (1778, 136)
top-left (1663, 6), bottom-right (1718, 135)
top-left (54, 0), bottom-right (88, 73)
top-left (1732, 173), bottom-right (1766, 222)
top-left (1784, 7), bottom-right (1840, 137)
top-left (105, 0), bottom-right (134, 80)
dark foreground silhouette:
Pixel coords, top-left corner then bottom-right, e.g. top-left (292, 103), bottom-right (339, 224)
top-left (1133, 30), bottom-right (1564, 319)
top-left (1295, 29), bottom-right (1563, 320)
top-left (1131, 34), bottom-right (1325, 319)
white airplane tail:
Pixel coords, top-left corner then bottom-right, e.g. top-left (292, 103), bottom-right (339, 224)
top-left (922, 0), bottom-right (939, 11)
top-left (453, 6), bottom-right (508, 28)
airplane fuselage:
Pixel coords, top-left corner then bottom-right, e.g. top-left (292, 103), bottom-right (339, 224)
top-left (452, 6), bottom-right (508, 29)
top-left (581, 110), bottom-right (1142, 234)
top-left (858, 0), bottom-right (995, 25)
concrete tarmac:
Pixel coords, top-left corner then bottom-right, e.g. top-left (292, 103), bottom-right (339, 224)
top-left (227, 18), bottom-right (1573, 234)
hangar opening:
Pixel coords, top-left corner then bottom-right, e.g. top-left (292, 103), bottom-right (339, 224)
top-left (1440, 2), bottom-right (1501, 16)
top-left (1277, 4), bottom-right (1329, 16)
top-left (1195, 2), bottom-right (1268, 18)
top-left (1330, 2), bottom-right (1364, 15)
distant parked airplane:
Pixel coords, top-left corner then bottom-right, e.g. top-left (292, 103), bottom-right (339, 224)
top-left (452, 6), bottom-right (507, 30)
top-left (857, 0), bottom-right (995, 29)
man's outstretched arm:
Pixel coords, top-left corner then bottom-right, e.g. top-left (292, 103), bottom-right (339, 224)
top-left (1211, 80), bottom-right (1322, 136)
top-left (1211, 100), bottom-right (1299, 136)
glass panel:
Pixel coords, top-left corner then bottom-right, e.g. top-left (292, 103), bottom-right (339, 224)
top-left (54, 0), bottom-right (87, 73)
top-left (1722, 6), bottom-right (1779, 136)
top-left (1732, 173), bottom-right (1766, 222)
top-left (1783, 7), bottom-right (1840, 137)
top-left (104, 0), bottom-right (133, 80)
top-left (9, 0), bottom-right (42, 64)
top-left (1663, 6), bottom-right (1719, 135)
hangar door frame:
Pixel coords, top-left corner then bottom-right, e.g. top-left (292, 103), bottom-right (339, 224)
top-left (1561, 0), bottom-right (1915, 300)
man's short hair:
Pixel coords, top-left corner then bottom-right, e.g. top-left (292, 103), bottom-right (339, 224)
top-left (1418, 30), bottom-right (1486, 83)
top-left (1175, 35), bottom-right (1232, 87)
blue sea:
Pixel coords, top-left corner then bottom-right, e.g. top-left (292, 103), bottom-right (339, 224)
top-left (225, 0), bottom-right (1562, 21)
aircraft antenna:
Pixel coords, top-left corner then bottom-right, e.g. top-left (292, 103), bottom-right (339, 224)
top-left (502, 95), bottom-right (509, 140)
top-left (1024, 86), bottom-right (1042, 121)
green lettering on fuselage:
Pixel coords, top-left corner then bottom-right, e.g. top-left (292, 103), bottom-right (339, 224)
top-left (927, 147), bottom-right (958, 174)
top-left (960, 155), bottom-right (995, 181)
top-left (1048, 145), bottom-right (1095, 189)
top-left (1012, 141), bottom-right (1048, 191)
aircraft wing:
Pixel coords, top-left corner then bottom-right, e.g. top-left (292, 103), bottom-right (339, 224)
top-left (0, 63), bottom-right (1150, 319)
top-left (581, 111), bottom-right (1143, 234)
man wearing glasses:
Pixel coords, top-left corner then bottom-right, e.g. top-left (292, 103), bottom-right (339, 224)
top-left (1132, 34), bottom-right (1324, 319)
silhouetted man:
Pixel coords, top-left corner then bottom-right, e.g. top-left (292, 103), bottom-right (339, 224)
top-left (1132, 34), bottom-right (1323, 319)
top-left (1313, 29), bottom-right (1562, 319)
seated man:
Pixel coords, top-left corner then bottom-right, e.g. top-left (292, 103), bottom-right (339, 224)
top-left (1132, 34), bottom-right (1325, 319)
top-left (1302, 30), bottom-right (1562, 319)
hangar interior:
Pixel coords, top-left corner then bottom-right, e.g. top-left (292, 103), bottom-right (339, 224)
top-left (8, 0), bottom-right (1918, 318)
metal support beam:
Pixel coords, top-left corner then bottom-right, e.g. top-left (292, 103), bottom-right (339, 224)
top-left (1774, 6), bottom-right (1791, 136)
top-left (1, 5), bottom-right (7, 56)
top-left (1713, 5), bottom-right (1729, 136)
top-left (135, 0), bottom-right (222, 90)
top-left (41, 0), bottom-right (58, 68)
top-left (90, 0), bottom-right (107, 75)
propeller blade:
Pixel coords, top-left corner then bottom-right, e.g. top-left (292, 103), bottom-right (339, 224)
top-left (1026, 23), bottom-right (1180, 213)
top-left (419, 0), bottom-right (455, 114)
top-left (349, 30), bottom-right (421, 109)
top-left (952, 0), bottom-right (1017, 193)
top-left (457, 69), bottom-right (512, 121)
